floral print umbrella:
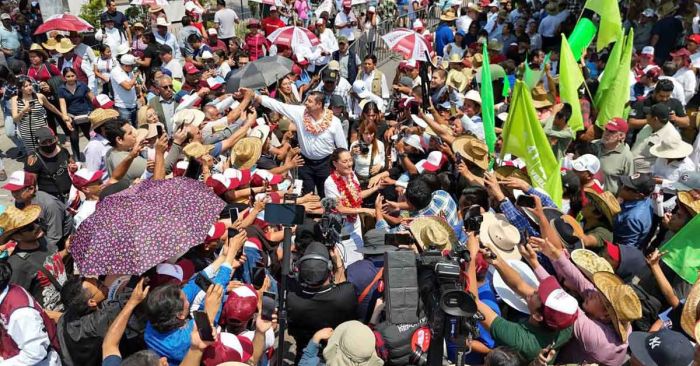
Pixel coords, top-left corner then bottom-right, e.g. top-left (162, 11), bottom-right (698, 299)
top-left (71, 177), bottom-right (226, 276)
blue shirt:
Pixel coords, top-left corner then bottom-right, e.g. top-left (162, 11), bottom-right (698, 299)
top-left (614, 198), bottom-right (653, 248)
top-left (58, 82), bottom-right (93, 116)
top-left (434, 23), bottom-right (454, 57)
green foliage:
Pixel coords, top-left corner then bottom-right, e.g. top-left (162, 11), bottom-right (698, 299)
top-left (80, 0), bottom-right (105, 28)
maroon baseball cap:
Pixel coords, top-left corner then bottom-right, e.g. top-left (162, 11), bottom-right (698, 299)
top-left (670, 48), bottom-right (691, 58)
top-left (605, 117), bottom-right (629, 134)
top-left (3, 171), bottom-right (37, 191)
top-left (184, 62), bottom-right (201, 75)
top-left (220, 284), bottom-right (259, 324)
top-left (538, 276), bottom-right (578, 330)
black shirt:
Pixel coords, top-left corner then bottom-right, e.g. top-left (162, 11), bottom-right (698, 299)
top-left (286, 280), bottom-right (357, 351)
top-left (651, 16), bottom-right (684, 64)
top-left (25, 147), bottom-right (73, 198)
top-left (101, 11), bottom-right (128, 31)
top-left (629, 96), bottom-right (686, 120)
top-left (142, 43), bottom-right (163, 74)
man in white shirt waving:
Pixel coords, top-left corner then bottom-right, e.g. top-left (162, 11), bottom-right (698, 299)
top-left (244, 88), bottom-right (347, 197)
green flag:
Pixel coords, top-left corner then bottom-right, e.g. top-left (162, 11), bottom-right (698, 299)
top-left (660, 213), bottom-right (700, 284)
top-left (593, 28), bottom-right (624, 108)
top-left (595, 28), bottom-right (634, 127)
top-left (481, 41), bottom-right (496, 165)
top-left (502, 75), bottom-right (511, 97)
top-left (568, 17), bottom-right (598, 60)
top-left (523, 52), bottom-right (551, 90)
top-left (584, 0), bottom-right (622, 51)
top-left (500, 81), bottom-right (563, 207)
top-left (559, 35), bottom-right (585, 132)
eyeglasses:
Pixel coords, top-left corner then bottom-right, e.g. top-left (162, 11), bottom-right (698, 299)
top-left (161, 84), bottom-right (173, 90)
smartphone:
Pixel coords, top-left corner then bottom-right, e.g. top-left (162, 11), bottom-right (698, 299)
top-left (261, 291), bottom-right (276, 321)
top-left (263, 203), bottom-right (305, 225)
top-left (516, 195), bottom-right (536, 208)
top-left (252, 267), bottom-right (266, 289)
top-left (184, 157), bottom-right (202, 180)
top-left (193, 311), bottom-right (216, 341)
top-left (455, 152), bottom-right (463, 164)
top-left (156, 124), bottom-right (164, 138)
top-left (194, 274), bottom-right (214, 292)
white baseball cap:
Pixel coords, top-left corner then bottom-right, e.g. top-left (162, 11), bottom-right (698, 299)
top-left (120, 54), bottom-right (136, 66)
top-left (641, 46), bottom-right (655, 56)
top-left (352, 80), bottom-right (371, 99)
top-left (422, 151), bottom-right (445, 172)
top-left (403, 134), bottom-right (424, 153)
top-left (571, 154), bottom-right (600, 174)
top-left (641, 8), bottom-right (655, 17)
top-left (207, 28), bottom-right (217, 35)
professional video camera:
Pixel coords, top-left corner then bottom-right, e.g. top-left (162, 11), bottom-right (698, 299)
top-left (358, 141), bottom-right (370, 155)
top-left (319, 197), bottom-right (345, 248)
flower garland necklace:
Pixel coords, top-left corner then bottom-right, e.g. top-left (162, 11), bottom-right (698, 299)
top-left (330, 170), bottom-right (363, 223)
top-left (303, 108), bottom-right (333, 135)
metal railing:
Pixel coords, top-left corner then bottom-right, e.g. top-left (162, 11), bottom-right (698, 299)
top-left (350, 4), bottom-right (440, 66)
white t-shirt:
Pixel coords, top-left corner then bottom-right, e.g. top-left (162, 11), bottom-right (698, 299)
top-left (163, 58), bottom-right (184, 80)
top-left (335, 10), bottom-right (357, 41)
top-left (323, 173), bottom-right (364, 266)
top-left (110, 65), bottom-right (137, 108)
top-left (214, 8), bottom-right (239, 39)
top-left (350, 139), bottom-right (385, 177)
top-left (456, 15), bottom-right (472, 33)
top-left (673, 67), bottom-right (697, 105)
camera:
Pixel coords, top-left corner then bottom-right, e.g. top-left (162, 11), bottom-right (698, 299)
top-left (289, 134), bottom-right (299, 148)
top-left (464, 205), bottom-right (483, 233)
top-left (359, 141), bottom-right (370, 155)
top-left (319, 197), bottom-right (345, 248)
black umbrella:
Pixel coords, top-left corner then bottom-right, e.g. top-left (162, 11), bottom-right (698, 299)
top-left (225, 55), bottom-right (294, 92)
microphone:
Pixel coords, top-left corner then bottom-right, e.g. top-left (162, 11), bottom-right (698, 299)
top-left (320, 197), bottom-right (338, 213)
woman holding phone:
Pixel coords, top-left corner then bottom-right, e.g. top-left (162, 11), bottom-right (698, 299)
top-left (11, 76), bottom-right (65, 154)
top-left (59, 67), bottom-right (95, 161)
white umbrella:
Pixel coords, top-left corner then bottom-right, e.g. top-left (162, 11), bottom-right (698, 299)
top-left (381, 28), bottom-right (432, 61)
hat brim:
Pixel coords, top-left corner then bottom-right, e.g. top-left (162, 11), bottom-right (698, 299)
top-left (571, 249), bottom-right (614, 280)
top-left (233, 138), bottom-right (263, 170)
top-left (2, 182), bottom-right (26, 191)
top-left (681, 277), bottom-right (700, 337)
top-left (522, 206), bottom-right (564, 227)
top-left (440, 15), bottom-right (457, 21)
top-left (451, 135), bottom-right (489, 170)
top-left (479, 212), bottom-right (522, 261)
top-left (409, 217), bottom-right (456, 251)
top-left (649, 143), bottom-right (693, 160)
top-left (628, 332), bottom-right (657, 366)
top-left (593, 272), bottom-right (634, 342)
top-left (492, 259), bottom-right (539, 314)
top-left (356, 245), bottom-right (397, 255)
top-left (532, 99), bottom-right (553, 109)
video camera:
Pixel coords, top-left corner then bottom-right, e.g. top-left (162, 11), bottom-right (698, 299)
top-left (319, 197), bottom-right (345, 248)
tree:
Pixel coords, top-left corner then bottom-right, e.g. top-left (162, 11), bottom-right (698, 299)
top-left (80, 0), bottom-right (105, 28)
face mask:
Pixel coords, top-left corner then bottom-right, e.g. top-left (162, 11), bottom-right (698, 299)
top-left (39, 143), bottom-right (56, 154)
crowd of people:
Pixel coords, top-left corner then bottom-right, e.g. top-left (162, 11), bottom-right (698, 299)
top-left (0, 0), bottom-right (699, 365)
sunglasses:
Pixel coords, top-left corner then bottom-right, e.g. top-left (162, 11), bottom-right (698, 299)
top-left (161, 84), bottom-right (174, 90)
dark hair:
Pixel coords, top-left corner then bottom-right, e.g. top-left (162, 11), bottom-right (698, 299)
top-left (363, 54), bottom-right (377, 64)
top-left (15, 75), bottom-right (33, 91)
top-left (307, 91), bottom-right (325, 106)
top-left (214, 49), bottom-right (227, 60)
top-left (142, 32), bottom-right (155, 44)
top-left (0, 260), bottom-right (11, 292)
top-left (556, 102), bottom-right (573, 122)
top-left (420, 173), bottom-right (442, 191)
top-left (97, 44), bottom-right (111, 54)
top-left (103, 119), bottom-right (131, 147)
top-left (661, 61), bottom-right (677, 77)
top-left (656, 79), bottom-right (674, 93)
top-left (187, 33), bottom-right (202, 44)
top-left (460, 185), bottom-right (490, 212)
top-left (106, 0), bottom-right (117, 6)
top-left (181, 15), bottom-right (191, 26)
top-left (146, 283), bottom-right (186, 333)
top-left (0, 65), bottom-right (16, 84)
top-left (358, 120), bottom-right (379, 161)
top-left (159, 44), bottom-right (173, 55)
top-left (60, 276), bottom-right (92, 319)
top-left (484, 346), bottom-right (527, 366)
top-left (62, 67), bottom-right (77, 77)
top-left (121, 350), bottom-right (163, 366)
top-left (405, 178), bottom-right (432, 211)
top-left (330, 147), bottom-right (349, 169)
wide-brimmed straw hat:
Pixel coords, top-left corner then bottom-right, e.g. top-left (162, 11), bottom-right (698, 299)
top-left (89, 108), bottom-right (120, 131)
top-left (183, 142), bottom-right (214, 159)
top-left (656, 1), bottom-right (678, 18)
top-left (440, 10), bottom-right (457, 21)
top-left (479, 212), bottom-right (521, 261)
top-left (42, 38), bottom-right (58, 50)
top-left (232, 137), bottom-right (263, 169)
top-left (54, 38), bottom-right (76, 54)
top-left (532, 85), bottom-right (553, 109)
top-left (650, 138), bottom-right (694, 160)
top-left (446, 70), bottom-right (469, 93)
top-left (0, 205), bottom-right (42, 243)
top-left (452, 135), bottom-right (489, 170)
top-left (494, 165), bottom-right (531, 184)
top-left (678, 191), bottom-right (700, 217)
top-left (681, 276), bottom-right (700, 338)
top-left (571, 249), bottom-right (614, 280)
top-left (592, 272), bottom-right (642, 342)
top-left (409, 216), bottom-right (456, 251)
top-left (584, 188), bottom-right (621, 226)
top-left (28, 43), bottom-right (48, 59)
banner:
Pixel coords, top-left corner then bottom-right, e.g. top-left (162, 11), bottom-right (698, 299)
top-left (481, 41), bottom-right (496, 167)
top-left (559, 35), bottom-right (585, 132)
top-left (661, 213), bottom-right (700, 284)
top-left (596, 28), bottom-right (634, 127)
top-left (584, 0), bottom-right (622, 51)
top-left (568, 17), bottom-right (597, 61)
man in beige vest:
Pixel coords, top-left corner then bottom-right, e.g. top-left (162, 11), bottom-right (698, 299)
top-left (356, 54), bottom-right (390, 105)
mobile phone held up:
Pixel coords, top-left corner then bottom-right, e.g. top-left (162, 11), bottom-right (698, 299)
top-left (516, 195), bottom-right (536, 209)
top-left (261, 291), bottom-right (276, 321)
top-left (193, 311), bottom-right (216, 341)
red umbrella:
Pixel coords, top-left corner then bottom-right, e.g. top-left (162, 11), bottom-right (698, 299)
top-left (381, 28), bottom-right (432, 61)
top-left (34, 14), bottom-right (94, 35)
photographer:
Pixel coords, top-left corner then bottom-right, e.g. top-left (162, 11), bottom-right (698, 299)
top-left (350, 121), bottom-right (386, 188)
top-left (287, 242), bottom-right (357, 363)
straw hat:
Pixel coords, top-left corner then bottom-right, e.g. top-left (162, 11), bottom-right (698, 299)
top-left (479, 212), bottom-right (521, 261)
top-left (656, 1), bottom-right (678, 18)
top-left (0, 205), bottom-right (42, 243)
top-left (173, 109), bottom-right (205, 129)
top-left (571, 249), bottom-right (614, 280)
top-left (89, 108), bottom-right (120, 131)
top-left (28, 43), bottom-right (48, 59)
top-left (409, 216), bottom-right (456, 251)
top-left (232, 137), bottom-right (263, 169)
top-left (42, 38), bottom-right (58, 50)
top-left (487, 39), bottom-right (503, 53)
top-left (440, 10), bottom-right (457, 21)
top-left (649, 138), bottom-right (694, 160)
top-left (678, 191), bottom-right (700, 216)
top-left (149, 5), bottom-right (164, 13)
top-left (584, 188), bottom-right (621, 226)
top-left (592, 272), bottom-right (642, 342)
top-left (135, 123), bottom-right (164, 141)
top-left (452, 135), bottom-right (488, 170)
top-left (183, 142), bottom-right (214, 159)
top-left (446, 70), bottom-right (469, 93)
top-left (54, 38), bottom-right (76, 54)
top-left (532, 85), bottom-right (553, 108)
top-left (494, 166), bottom-right (531, 184)
top-left (681, 276), bottom-right (700, 338)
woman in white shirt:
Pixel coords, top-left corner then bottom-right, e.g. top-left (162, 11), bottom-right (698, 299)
top-left (94, 44), bottom-right (116, 95)
top-left (324, 148), bottom-right (385, 265)
top-left (350, 120), bottom-right (385, 184)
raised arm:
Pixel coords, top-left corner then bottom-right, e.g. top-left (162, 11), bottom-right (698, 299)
top-left (646, 250), bottom-right (680, 309)
top-left (102, 278), bottom-right (149, 360)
